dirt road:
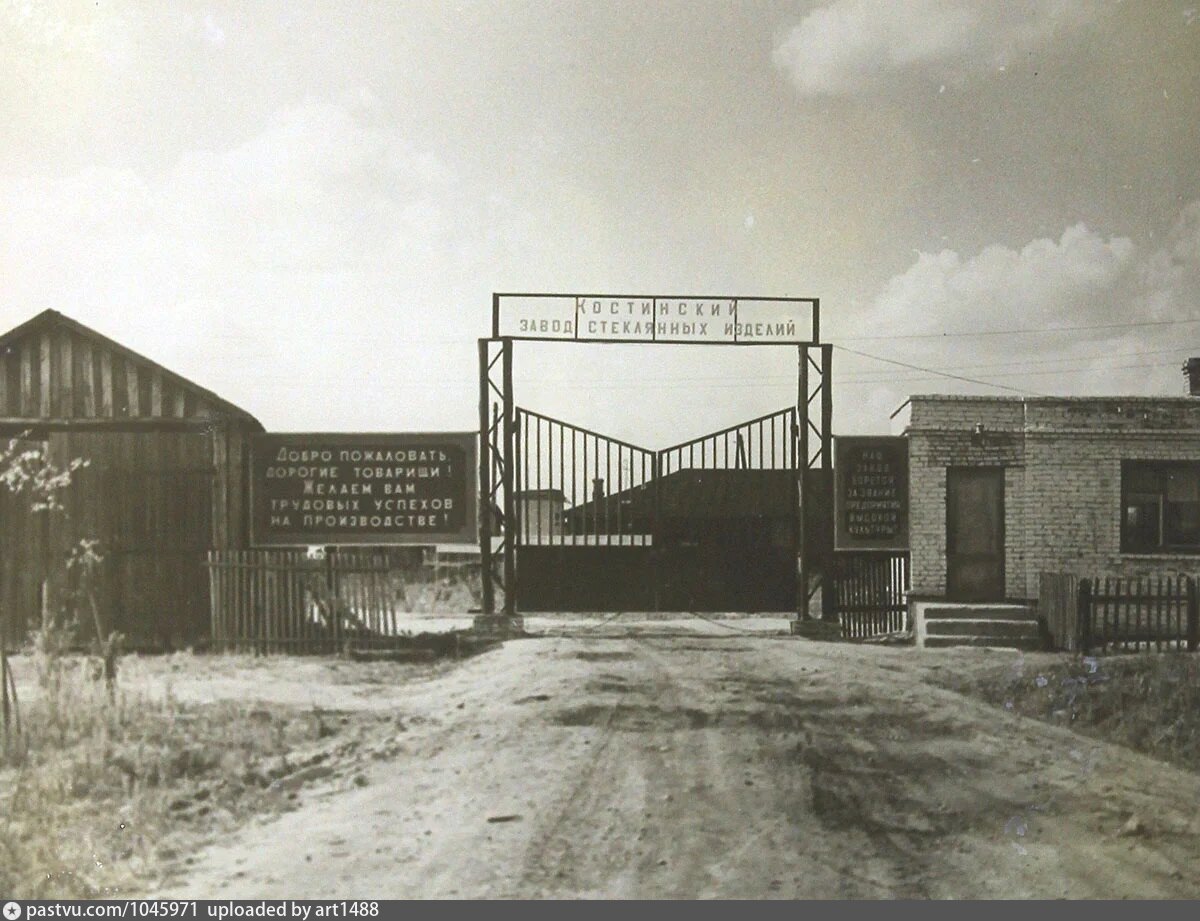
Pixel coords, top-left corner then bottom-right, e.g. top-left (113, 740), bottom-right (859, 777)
top-left (158, 631), bottom-right (1200, 898)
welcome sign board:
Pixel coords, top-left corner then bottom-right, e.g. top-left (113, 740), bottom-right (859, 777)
top-left (251, 433), bottom-right (476, 546)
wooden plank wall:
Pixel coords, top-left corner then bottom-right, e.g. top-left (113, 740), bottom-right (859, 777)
top-left (0, 327), bottom-right (222, 420)
top-left (1037, 571), bottom-right (1078, 651)
top-left (30, 431), bottom-right (217, 648)
top-left (0, 438), bottom-right (50, 645)
top-left (0, 422), bottom-right (256, 647)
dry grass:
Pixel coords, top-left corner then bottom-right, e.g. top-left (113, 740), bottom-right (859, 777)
top-left (0, 652), bottom-right (391, 899)
top-left (934, 652), bottom-right (1200, 773)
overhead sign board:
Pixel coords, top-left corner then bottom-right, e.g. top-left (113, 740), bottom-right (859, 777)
top-left (251, 433), bottom-right (476, 546)
top-left (494, 294), bottom-right (817, 345)
top-left (834, 436), bottom-right (908, 551)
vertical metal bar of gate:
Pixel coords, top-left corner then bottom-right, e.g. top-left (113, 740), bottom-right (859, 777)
top-left (798, 345), bottom-right (809, 621)
top-left (502, 339), bottom-right (516, 616)
top-left (651, 451), bottom-right (660, 612)
top-left (820, 343), bottom-right (834, 620)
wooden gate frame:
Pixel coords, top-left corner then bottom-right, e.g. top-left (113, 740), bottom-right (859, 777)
top-left (477, 294), bottom-right (832, 631)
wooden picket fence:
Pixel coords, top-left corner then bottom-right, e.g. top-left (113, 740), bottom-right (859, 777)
top-left (207, 549), bottom-right (412, 654)
top-left (831, 551), bottom-right (909, 640)
top-left (1039, 572), bottom-right (1200, 653)
top-left (1078, 576), bottom-right (1198, 654)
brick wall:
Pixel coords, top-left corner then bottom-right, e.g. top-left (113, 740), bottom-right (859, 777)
top-left (907, 396), bottom-right (1200, 601)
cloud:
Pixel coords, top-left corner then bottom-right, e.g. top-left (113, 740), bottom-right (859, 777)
top-left (0, 97), bottom-right (459, 291)
top-left (1137, 199), bottom-right (1200, 319)
top-left (839, 202), bottom-right (1200, 423)
top-left (0, 94), bottom-right (487, 427)
top-left (773, 0), bottom-right (1099, 95)
top-left (203, 13), bottom-right (226, 47)
top-left (870, 222), bottom-right (1136, 333)
top-left (163, 98), bottom-right (456, 273)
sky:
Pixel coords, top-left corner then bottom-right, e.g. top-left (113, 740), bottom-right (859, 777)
top-left (2, 0), bottom-right (1198, 446)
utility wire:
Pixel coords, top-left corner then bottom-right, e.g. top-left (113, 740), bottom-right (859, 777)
top-left (832, 345), bottom-right (1044, 396)
top-left (829, 317), bottom-right (1200, 342)
top-left (837, 360), bottom-right (1183, 385)
top-left (835, 347), bottom-right (1192, 375)
top-left (225, 357), bottom-right (1175, 392)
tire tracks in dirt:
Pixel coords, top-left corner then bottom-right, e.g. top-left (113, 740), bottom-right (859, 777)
top-left (157, 634), bottom-right (1200, 899)
top-left (511, 640), bottom-right (660, 897)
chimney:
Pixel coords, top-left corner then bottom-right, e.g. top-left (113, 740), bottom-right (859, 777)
top-left (592, 477), bottom-right (604, 503)
top-left (1185, 358), bottom-right (1200, 396)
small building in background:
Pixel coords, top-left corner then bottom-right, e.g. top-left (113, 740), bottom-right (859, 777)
top-left (0, 309), bottom-right (262, 649)
top-left (515, 488), bottom-right (568, 542)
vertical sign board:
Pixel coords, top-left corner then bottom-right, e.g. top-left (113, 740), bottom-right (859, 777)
top-left (834, 436), bottom-right (909, 550)
top-left (251, 433), bottom-right (476, 546)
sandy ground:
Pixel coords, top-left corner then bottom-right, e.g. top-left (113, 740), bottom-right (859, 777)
top-left (131, 624), bottom-right (1200, 899)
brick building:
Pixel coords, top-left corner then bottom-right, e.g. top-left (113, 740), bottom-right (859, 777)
top-left (900, 394), bottom-right (1200, 604)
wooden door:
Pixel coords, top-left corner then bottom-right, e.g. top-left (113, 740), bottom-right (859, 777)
top-left (946, 467), bottom-right (1005, 601)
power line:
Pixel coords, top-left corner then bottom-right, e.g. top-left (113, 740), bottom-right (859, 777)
top-left (838, 360), bottom-right (1184, 385)
top-left (836, 361), bottom-right (1182, 387)
top-left (829, 317), bottom-right (1200, 342)
top-left (203, 356), bottom-right (1181, 392)
top-left (832, 345), bottom-right (1044, 396)
top-left (836, 347), bottom-right (1192, 375)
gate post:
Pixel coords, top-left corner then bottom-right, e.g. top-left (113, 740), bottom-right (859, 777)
top-left (502, 337), bottom-right (517, 619)
top-left (475, 336), bottom-right (524, 635)
top-left (477, 338), bottom-right (495, 618)
top-left (820, 343), bottom-right (835, 622)
top-left (796, 346), bottom-right (809, 628)
top-left (793, 334), bottom-right (834, 632)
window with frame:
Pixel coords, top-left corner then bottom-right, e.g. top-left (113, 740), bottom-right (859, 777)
top-left (1121, 461), bottom-right (1200, 552)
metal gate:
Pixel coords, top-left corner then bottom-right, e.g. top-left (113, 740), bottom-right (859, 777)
top-left (512, 407), bottom-right (799, 612)
top-left (477, 297), bottom-right (833, 627)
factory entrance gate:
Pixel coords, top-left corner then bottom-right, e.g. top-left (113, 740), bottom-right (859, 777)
top-left (513, 407), bottom-right (798, 612)
top-left (478, 294), bottom-right (832, 624)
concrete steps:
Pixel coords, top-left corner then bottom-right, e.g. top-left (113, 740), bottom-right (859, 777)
top-left (916, 603), bottom-right (1043, 650)
top-left (923, 634), bottom-right (1044, 650)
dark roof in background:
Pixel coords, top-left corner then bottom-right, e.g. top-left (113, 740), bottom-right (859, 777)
top-left (568, 468), bottom-right (797, 522)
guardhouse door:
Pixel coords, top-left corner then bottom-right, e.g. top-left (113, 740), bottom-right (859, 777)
top-left (946, 467), bottom-right (1004, 602)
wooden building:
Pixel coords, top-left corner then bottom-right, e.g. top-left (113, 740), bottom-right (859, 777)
top-left (0, 310), bottom-right (263, 648)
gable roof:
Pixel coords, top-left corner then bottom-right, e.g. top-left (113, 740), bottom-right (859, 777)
top-left (0, 309), bottom-right (260, 425)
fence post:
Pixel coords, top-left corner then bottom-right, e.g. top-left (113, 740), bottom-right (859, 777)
top-left (326, 550), bottom-right (338, 655)
top-left (1187, 576), bottom-right (1198, 653)
top-left (1078, 578), bottom-right (1092, 655)
top-left (1, 613), bottom-right (10, 747)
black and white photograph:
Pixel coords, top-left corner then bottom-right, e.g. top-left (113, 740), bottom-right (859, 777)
top-left (1, 0), bottom-right (1199, 902)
